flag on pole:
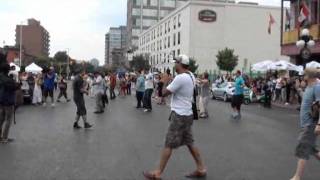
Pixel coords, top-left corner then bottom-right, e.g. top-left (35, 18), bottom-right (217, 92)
top-left (285, 8), bottom-right (291, 30)
top-left (268, 13), bottom-right (275, 34)
top-left (298, 2), bottom-right (310, 26)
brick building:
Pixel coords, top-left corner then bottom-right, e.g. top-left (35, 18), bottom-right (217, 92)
top-left (15, 18), bottom-right (50, 60)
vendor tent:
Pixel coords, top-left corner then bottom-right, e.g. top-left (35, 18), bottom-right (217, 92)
top-left (9, 63), bottom-right (20, 72)
top-left (306, 61), bottom-right (320, 69)
top-left (269, 60), bottom-right (299, 71)
top-left (252, 60), bottom-right (273, 71)
top-left (25, 63), bottom-right (43, 73)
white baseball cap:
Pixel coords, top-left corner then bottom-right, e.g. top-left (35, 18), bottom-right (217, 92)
top-left (173, 54), bottom-right (190, 65)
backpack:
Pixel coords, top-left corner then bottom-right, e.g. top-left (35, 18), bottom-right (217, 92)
top-left (311, 84), bottom-right (320, 121)
top-left (185, 72), bottom-right (199, 120)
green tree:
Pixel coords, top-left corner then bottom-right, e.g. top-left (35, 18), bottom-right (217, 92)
top-left (216, 48), bottom-right (239, 72)
top-left (54, 51), bottom-right (69, 63)
top-left (33, 56), bottom-right (52, 68)
top-left (189, 57), bottom-right (199, 73)
top-left (129, 55), bottom-right (150, 71)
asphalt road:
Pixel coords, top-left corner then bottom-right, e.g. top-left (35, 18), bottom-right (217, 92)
top-left (0, 92), bottom-right (319, 180)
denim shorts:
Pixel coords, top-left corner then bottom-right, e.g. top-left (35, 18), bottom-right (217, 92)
top-left (295, 124), bottom-right (319, 160)
top-left (165, 111), bottom-right (194, 149)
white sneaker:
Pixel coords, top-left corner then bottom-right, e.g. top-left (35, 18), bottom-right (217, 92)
top-left (51, 103), bottom-right (55, 107)
top-left (43, 103), bottom-right (47, 107)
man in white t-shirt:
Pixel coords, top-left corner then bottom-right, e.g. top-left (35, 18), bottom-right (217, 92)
top-left (143, 55), bottom-right (206, 180)
top-left (143, 69), bottom-right (154, 112)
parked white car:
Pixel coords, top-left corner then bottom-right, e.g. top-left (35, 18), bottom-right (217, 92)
top-left (211, 82), bottom-right (235, 102)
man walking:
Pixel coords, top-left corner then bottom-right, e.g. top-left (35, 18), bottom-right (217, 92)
top-left (231, 70), bottom-right (245, 119)
top-left (0, 62), bottom-right (17, 143)
top-left (143, 69), bottom-right (154, 112)
top-left (136, 70), bottom-right (145, 109)
top-left (72, 71), bottom-right (92, 129)
top-left (290, 68), bottom-right (320, 180)
top-left (143, 55), bottom-right (206, 179)
top-left (43, 67), bottom-right (56, 107)
top-left (93, 72), bottom-right (104, 114)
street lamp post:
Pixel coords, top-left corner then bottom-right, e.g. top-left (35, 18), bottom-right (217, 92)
top-left (296, 28), bottom-right (316, 67)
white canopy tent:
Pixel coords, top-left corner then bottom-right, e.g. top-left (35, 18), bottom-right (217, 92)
top-left (25, 63), bottom-right (43, 74)
top-left (269, 60), bottom-right (299, 71)
top-left (252, 60), bottom-right (300, 72)
top-left (306, 61), bottom-right (320, 69)
top-left (251, 60), bottom-right (273, 71)
top-left (9, 62), bottom-right (20, 72)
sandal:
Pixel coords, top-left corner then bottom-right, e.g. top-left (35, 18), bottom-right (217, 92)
top-left (185, 170), bottom-right (207, 178)
top-left (143, 171), bottom-right (162, 180)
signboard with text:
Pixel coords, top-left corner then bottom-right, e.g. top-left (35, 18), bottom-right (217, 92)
top-left (199, 10), bottom-right (217, 22)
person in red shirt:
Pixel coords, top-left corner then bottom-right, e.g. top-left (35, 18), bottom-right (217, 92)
top-left (109, 73), bottom-right (117, 100)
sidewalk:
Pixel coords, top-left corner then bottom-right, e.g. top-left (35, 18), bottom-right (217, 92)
top-left (271, 102), bottom-right (299, 110)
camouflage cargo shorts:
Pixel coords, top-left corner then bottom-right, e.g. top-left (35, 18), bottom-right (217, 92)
top-left (165, 111), bottom-right (194, 149)
top-left (295, 124), bottom-right (319, 160)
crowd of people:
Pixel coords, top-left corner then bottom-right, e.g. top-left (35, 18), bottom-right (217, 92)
top-left (1, 51), bottom-right (320, 180)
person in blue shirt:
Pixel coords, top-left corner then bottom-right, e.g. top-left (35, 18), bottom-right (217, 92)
top-left (291, 68), bottom-right (320, 180)
top-left (231, 70), bottom-right (245, 119)
top-left (135, 70), bottom-right (145, 108)
top-left (43, 67), bottom-right (56, 107)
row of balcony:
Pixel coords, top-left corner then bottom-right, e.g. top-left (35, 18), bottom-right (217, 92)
top-left (282, 24), bottom-right (320, 45)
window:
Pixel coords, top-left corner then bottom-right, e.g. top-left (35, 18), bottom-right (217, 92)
top-left (160, 40), bottom-right (162, 50)
top-left (173, 33), bottom-right (176, 46)
top-left (168, 20), bottom-right (171, 32)
top-left (160, 25), bottom-right (162, 36)
top-left (173, 17), bottom-right (176, 29)
top-left (178, 32), bottom-right (180, 45)
top-left (168, 36), bottom-right (170, 48)
top-left (165, 23), bottom-right (167, 34)
top-left (172, 50), bottom-right (175, 58)
top-left (177, 49), bottom-right (180, 55)
top-left (164, 37), bottom-right (167, 49)
top-left (164, 53), bottom-right (166, 63)
top-left (178, 14), bottom-right (181, 27)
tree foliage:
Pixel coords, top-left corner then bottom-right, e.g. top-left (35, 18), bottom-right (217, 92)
top-left (129, 55), bottom-right (150, 71)
top-left (216, 48), bottom-right (239, 72)
top-left (54, 51), bottom-right (69, 63)
top-left (189, 57), bottom-right (199, 73)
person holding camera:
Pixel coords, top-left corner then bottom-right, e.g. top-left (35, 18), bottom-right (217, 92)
top-left (143, 55), bottom-right (206, 180)
top-left (0, 60), bottom-right (17, 143)
top-left (290, 68), bottom-right (320, 180)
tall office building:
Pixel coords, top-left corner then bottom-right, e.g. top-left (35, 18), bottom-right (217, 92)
top-left (127, 0), bottom-right (188, 50)
top-left (16, 18), bottom-right (50, 59)
top-left (105, 26), bottom-right (127, 66)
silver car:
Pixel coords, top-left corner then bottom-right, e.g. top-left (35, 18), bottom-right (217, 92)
top-left (211, 82), bottom-right (235, 102)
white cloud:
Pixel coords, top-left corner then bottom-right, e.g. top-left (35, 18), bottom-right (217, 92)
top-left (0, 0), bottom-right (126, 65)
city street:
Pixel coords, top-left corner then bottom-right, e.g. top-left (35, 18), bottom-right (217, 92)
top-left (0, 93), bottom-right (319, 180)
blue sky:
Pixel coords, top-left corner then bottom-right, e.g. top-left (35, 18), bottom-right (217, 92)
top-left (0, 0), bottom-right (280, 65)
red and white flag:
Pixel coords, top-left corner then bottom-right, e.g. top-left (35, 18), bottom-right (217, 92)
top-left (268, 14), bottom-right (275, 34)
top-left (298, 2), bottom-right (310, 25)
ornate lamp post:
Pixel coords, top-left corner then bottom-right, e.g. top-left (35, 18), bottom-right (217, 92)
top-left (296, 29), bottom-right (315, 66)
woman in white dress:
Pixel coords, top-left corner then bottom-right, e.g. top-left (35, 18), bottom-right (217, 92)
top-left (32, 74), bottom-right (43, 105)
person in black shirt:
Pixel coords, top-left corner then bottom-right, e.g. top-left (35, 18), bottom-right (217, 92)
top-left (72, 71), bottom-right (92, 129)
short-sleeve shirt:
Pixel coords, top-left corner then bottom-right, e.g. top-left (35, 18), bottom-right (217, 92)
top-left (73, 75), bottom-right (84, 98)
top-left (145, 73), bottom-right (154, 89)
top-left (234, 76), bottom-right (245, 95)
top-left (300, 83), bottom-right (320, 128)
top-left (167, 73), bottom-right (195, 116)
top-left (136, 75), bottom-right (145, 92)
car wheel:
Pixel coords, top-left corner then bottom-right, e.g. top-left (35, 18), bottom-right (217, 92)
top-left (223, 93), bottom-right (228, 102)
top-left (244, 99), bottom-right (250, 105)
top-left (211, 91), bottom-right (216, 99)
